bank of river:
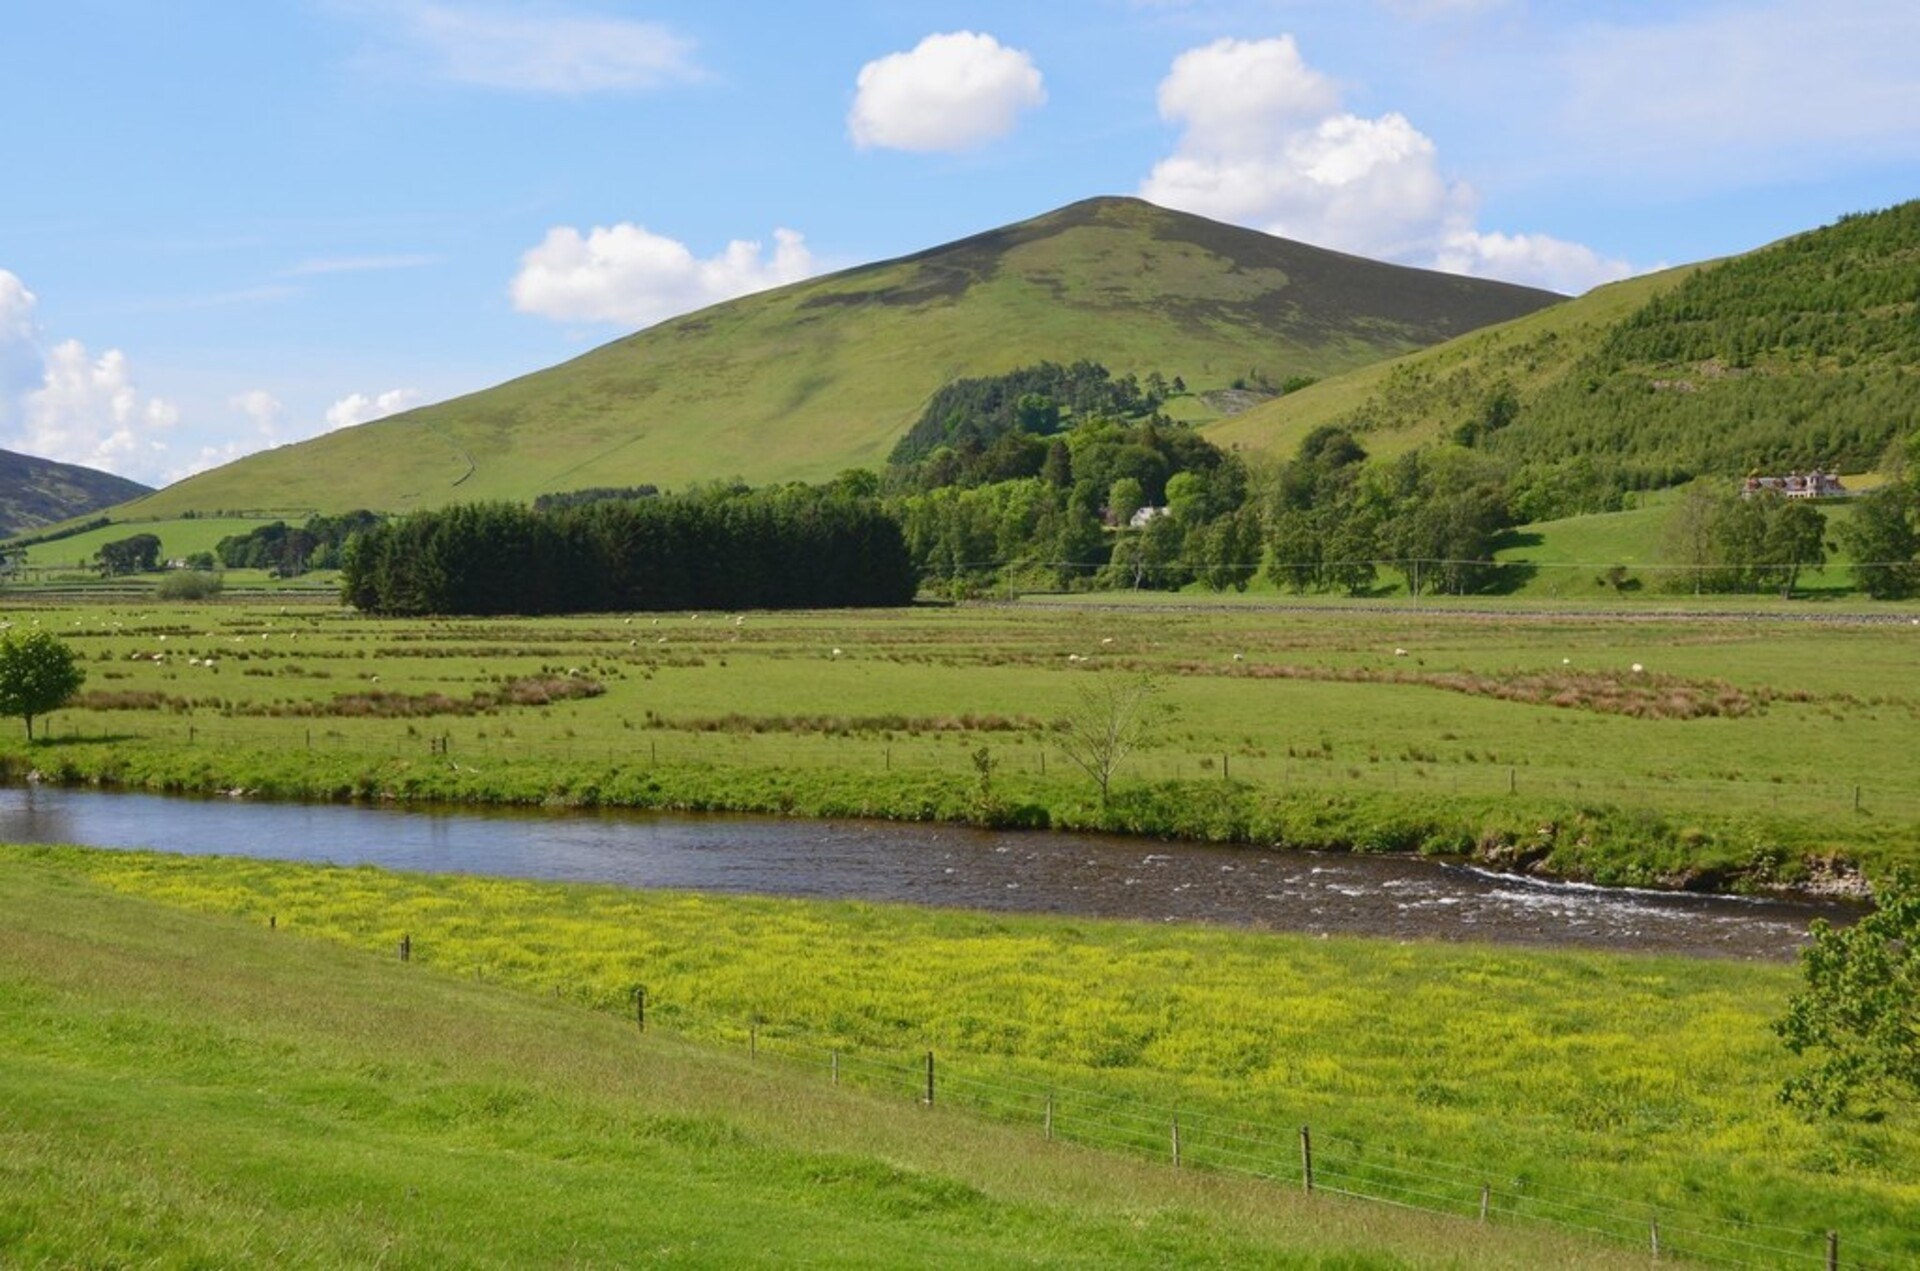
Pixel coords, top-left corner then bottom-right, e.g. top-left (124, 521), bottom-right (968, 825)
top-left (0, 784), bottom-right (1852, 960)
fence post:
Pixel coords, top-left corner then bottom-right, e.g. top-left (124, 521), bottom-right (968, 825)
top-left (924, 1050), bottom-right (935, 1106)
top-left (831, 1050), bottom-right (839, 1086)
top-left (1508, 767), bottom-right (1517, 794)
top-left (1222, 753), bottom-right (1229, 781)
top-left (1171, 1115), bottom-right (1181, 1169)
top-left (749, 1024), bottom-right (757, 1060)
top-left (1044, 1092), bottom-right (1053, 1141)
top-left (1479, 1183), bottom-right (1489, 1223)
top-left (269, 915), bottom-right (276, 930)
top-left (634, 986), bottom-right (646, 1032)
top-left (1827, 1230), bottom-right (1839, 1271)
top-left (399, 933), bottom-right (410, 962)
top-left (1651, 1219), bottom-right (1660, 1261)
top-left (1300, 1125), bottom-right (1313, 1192)
top-left (1853, 785), bottom-right (1862, 813)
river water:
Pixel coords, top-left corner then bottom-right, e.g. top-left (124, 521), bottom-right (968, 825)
top-left (0, 785), bottom-right (1851, 961)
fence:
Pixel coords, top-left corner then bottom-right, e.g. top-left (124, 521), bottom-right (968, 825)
top-left (388, 958), bottom-right (1903, 1269)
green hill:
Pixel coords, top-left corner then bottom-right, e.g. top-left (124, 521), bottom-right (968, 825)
top-left (0, 448), bottom-right (151, 538)
top-left (124, 197), bottom-right (1560, 517)
top-left (1214, 200), bottom-right (1920, 491)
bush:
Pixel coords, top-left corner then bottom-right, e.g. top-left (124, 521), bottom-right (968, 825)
top-left (156, 570), bottom-right (224, 601)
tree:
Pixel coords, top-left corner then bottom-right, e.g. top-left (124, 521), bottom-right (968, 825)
top-left (0, 630), bottom-right (85, 739)
top-left (1776, 870), bottom-right (1920, 1117)
top-left (1764, 500), bottom-right (1827, 598)
top-left (95, 532), bottom-right (161, 576)
top-left (1661, 479), bottom-right (1723, 595)
top-left (1107, 477), bottom-right (1145, 527)
top-left (1055, 673), bottom-right (1162, 805)
top-left (1839, 485), bottom-right (1920, 599)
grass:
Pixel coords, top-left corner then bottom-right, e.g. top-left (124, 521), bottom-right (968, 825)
top-left (4, 598), bottom-right (1920, 887)
top-left (123, 198), bottom-right (1555, 517)
top-left (0, 850), bottom-right (1645, 1268)
top-left (1207, 267), bottom-right (1701, 461)
top-left (4, 516), bottom-right (288, 570)
top-left (7, 844), bottom-right (1916, 1267)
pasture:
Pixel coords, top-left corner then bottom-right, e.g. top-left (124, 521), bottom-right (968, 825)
top-left (1, 598), bottom-right (1918, 887)
top-left (8, 844), bottom-right (1916, 1265)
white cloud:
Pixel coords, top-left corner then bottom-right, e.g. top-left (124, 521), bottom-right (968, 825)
top-left (1435, 231), bottom-right (1633, 296)
top-left (326, 388), bottom-right (423, 431)
top-left (18, 340), bottom-right (180, 477)
top-left (1140, 36), bottom-right (1634, 293)
top-left (849, 31), bottom-right (1046, 153)
top-left (230, 389), bottom-right (286, 432)
top-left (379, 2), bottom-right (700, 94)
top-left (509, 223), bottom-right (817, 328)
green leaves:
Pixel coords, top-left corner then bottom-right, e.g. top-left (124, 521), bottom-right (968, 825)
top-left (0, 629), bottom-right (85, 740)
top-left (1776, 869), bottom-right (1920, 1117)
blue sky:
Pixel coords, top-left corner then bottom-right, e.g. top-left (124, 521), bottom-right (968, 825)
top-left (2, 0), bottom-right (1916, 486)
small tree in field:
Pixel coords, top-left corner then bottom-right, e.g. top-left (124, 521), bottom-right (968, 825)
top-left (1776, 870), bottom-right (1920, 1117)
top-left (1055, 672), bottom-right (1161, 805)
top-left (0, 630), bottom-right (86, 740)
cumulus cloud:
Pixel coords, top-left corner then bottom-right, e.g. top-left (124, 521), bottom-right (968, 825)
top-left (326, 388), bottom-right (423, 431)
top-left (1140, 36), bottom-right (1633, 293)
top-left (509, 223), bottom-right (817, 328)
top-left (230, 389), bottom-right (286, 431)
top-left (373, 2), bottom-right (700, 94)
top-left (19, 341), bottom-right (180, 475)
top-left (849, 31), bottom-right (1046, 152)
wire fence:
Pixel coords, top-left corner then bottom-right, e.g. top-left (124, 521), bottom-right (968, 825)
top-left (565, 989), bottom-right (1907, 1270)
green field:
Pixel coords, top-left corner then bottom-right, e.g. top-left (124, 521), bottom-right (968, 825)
top-left (7, 516), bottom-right (288, 571)
top-left (6, 845), bottom-right (1913, 1266)
top-left (3, 853), bottom-right (1656, 1268)
top-left (3, 598), bottom-right (1919, 887)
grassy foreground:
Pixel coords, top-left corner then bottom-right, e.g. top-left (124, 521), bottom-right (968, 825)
top-left (10, 845), bottom-right (1917, 1267)
top-left (0, 852), bottom-right (1639, 1268)
top-left (5, 599), bottom-right (1920, 889)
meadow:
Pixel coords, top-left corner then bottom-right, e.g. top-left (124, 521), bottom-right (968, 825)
top-left (3, 853), bottom-right (1652, 1268)
top-left (2, 597), bottom-right (1918, 889)
top-left (7, 844), bottom-right (1915, 1266)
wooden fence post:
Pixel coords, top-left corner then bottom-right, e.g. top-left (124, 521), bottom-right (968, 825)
top-left (749, 1024), bottom-right (757, 1060)
top-left (1827, 1230), bottom-right (1839, 1271)
top-left (269, 915), bottom-right (276, 930)
top-left (1300, 1125), bottom-right (1313, 1192)
top-left (1171, 1115), bottom-right (1181, 1169)
top-left (634, 986), bottom-right (646, 1031)
top-left (830, 1050), bottom-right (839, 1086)
top-left (1651, 1219), bottom-right (1660, 1261)
top-left (1044, 1092), bottom-right (1053, 1141)
top-left (399, 933), bottom-right (410, 962)
top-left (1479, 1184), bottom-right (1489, 1222)
top-left (924, 1051), bottom-right (935, 1106)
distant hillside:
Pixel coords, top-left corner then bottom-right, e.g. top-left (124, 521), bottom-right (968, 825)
top-left (124, 197), bottom-right (1561, 516)
top-left (0, 449), bottom-right (151, 538)
top-left (1215, 200), bottom-right (1920, 491)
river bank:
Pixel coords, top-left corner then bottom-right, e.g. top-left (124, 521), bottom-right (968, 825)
top-left (0, 783), bottom-right (1858, 959)
top-left (1, 598), bottom-right (1914, 897)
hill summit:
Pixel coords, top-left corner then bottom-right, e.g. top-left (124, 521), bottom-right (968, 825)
top-left (129, 197), bottom-right (1562, 516)
top-left (0, 448), bottom-right (152, 538)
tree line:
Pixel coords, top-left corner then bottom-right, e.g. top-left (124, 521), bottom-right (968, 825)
top-left (341, 483), bottom-right (916, 615)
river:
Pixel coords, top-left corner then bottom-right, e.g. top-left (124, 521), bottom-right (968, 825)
top-left (0, 785), bottom-right (1851, 961)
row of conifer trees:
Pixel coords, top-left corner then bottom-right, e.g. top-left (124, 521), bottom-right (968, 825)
top-left (340, 489), bottom-right (916, 615)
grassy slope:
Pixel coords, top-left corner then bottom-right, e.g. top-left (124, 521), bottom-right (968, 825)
top-left (1206, 267), bottom-right (1700, 460)
top-left (1213, 200), bottom-right (1920, 480)
top-left (6, 516), bottom-right (283, 569)
top-left (122, 198), bottom-right (1559, 517)
top-left (0, 448), bottom-right (152, 539)
top-left (0, 853), bottom-right (1638, 1269)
